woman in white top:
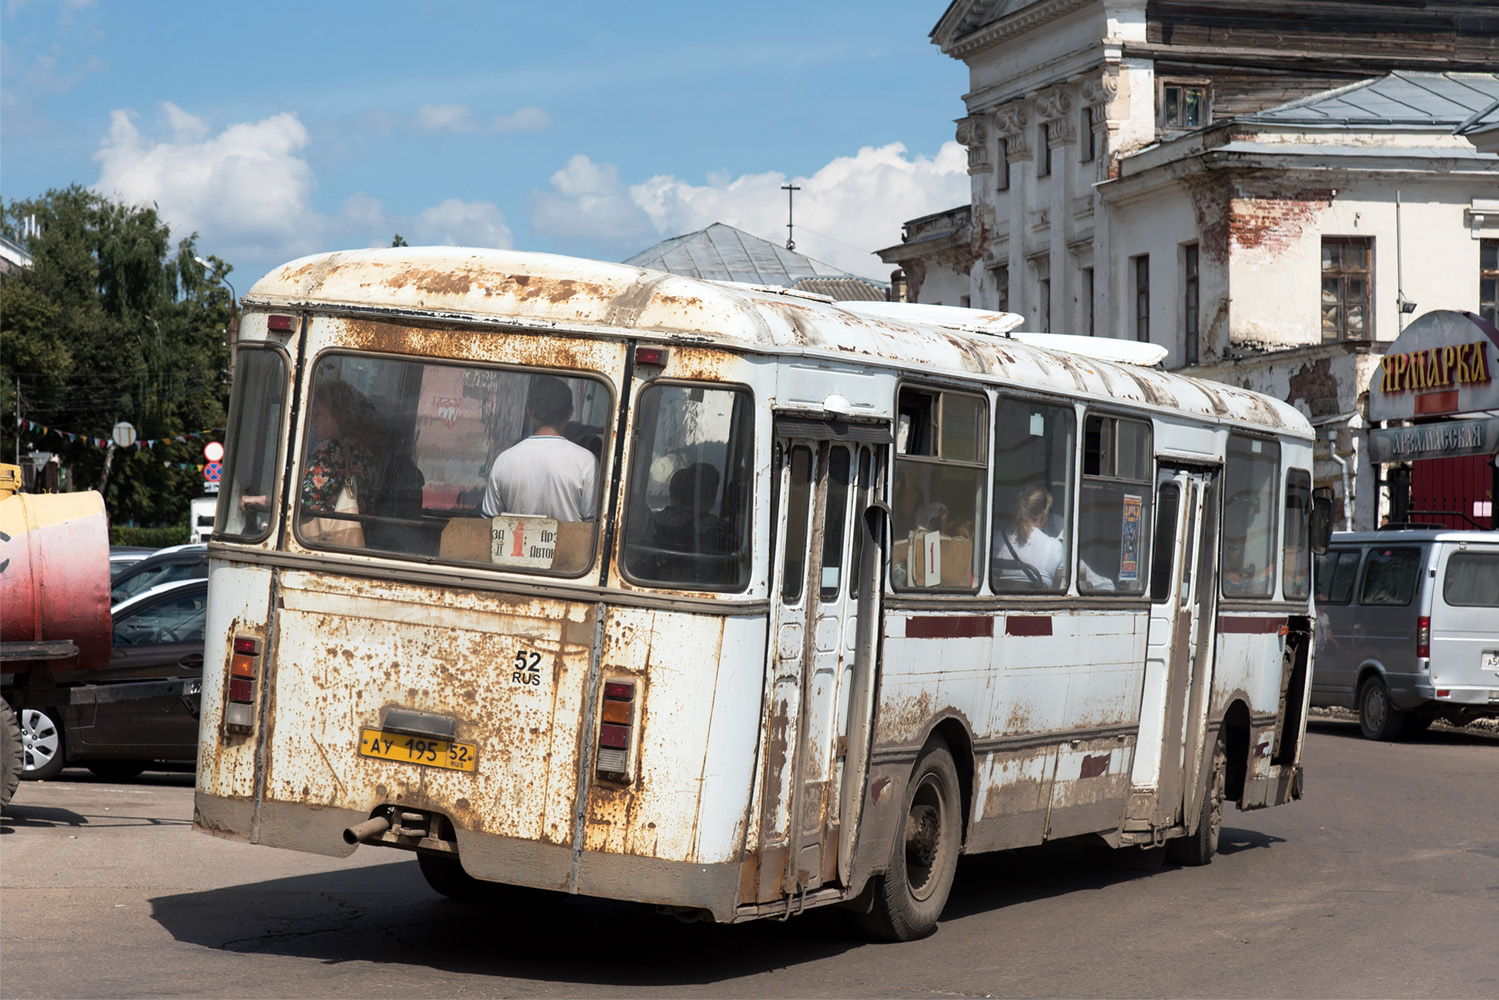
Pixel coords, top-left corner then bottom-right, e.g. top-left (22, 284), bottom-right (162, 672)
top-left (994, 485), bottom-right (1065, 589)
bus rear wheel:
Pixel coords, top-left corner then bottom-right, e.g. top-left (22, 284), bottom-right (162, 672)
top-left (856, 737), bottom-right (961, 942)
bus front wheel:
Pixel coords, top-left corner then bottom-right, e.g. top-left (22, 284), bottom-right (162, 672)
top-left (856, 737), bottom-right (961, 942)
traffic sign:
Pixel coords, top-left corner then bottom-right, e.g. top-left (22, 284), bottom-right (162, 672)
top-left (204, 441), bottom-right (224, 463)
top-left (204, 461), bottom-right (222, 482)
top-left (112, 421), bottom-right (137, 448)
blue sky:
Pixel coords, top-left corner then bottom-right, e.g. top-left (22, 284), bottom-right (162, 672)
top-left (2, 0), bottom-right (972, 286)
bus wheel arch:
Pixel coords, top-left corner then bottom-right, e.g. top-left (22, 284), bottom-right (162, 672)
top-left (927, 716), bottom-right (974, 845)
top-left (1220, 700), bottom-right (1251, 804)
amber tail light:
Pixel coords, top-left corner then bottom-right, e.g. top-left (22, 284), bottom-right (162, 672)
top-left (595, 680), bottom-right (636, 782)
top-left (225, 635), bottom-right (261, 731)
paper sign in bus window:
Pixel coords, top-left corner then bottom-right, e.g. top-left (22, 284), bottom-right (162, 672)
top-left (1119, 494), bottom-right (1142, 581)
top-left (491, 514), bottom-right (559, 569)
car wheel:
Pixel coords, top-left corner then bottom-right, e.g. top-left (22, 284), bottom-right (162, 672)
top-left (854, 736), bottom-right (962, 942)
top-left (86, 760), bottom-right (149, 782)
top-left (1358, 676), bottom-right (1407, 741)
top-left (1, 701), bottom-right (22, 810)
top-left (19, 706), bottom-right (66, 780)
top-left (1167, 730), bottom-right (1227, 867)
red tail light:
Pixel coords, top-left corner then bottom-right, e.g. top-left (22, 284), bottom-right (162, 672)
top-left (596, 680), bottom-right (636, 782)
top-left (1416, 616), bottom-right (1430, 659)
top-left (225, 635), bottom-right (262, 731)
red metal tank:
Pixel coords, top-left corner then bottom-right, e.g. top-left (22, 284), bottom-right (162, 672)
top-left (0, 491), bottom-right (113, 672)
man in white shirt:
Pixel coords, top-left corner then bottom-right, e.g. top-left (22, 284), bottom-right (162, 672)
top-left (480, 376), bottom-right (597, 521)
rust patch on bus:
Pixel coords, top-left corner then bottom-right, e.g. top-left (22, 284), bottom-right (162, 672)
top-left (335, 316), bottom-right (607, 373)
top-left (1079, 753), bottom-right (1111, 779)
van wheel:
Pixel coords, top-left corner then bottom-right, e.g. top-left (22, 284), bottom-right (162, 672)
top-left (854, 737), bottom-right (962, 942)
top-left (19, 706), bottom-right (66, 780)
top-left (1167, 730), bottom-right (1227, 867)
top-left (1358, 677), bottom-right (1407, 741)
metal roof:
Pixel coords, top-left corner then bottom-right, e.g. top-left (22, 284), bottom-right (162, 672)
top-left (624, 222), bottom-right (868, 286)
top-left (1245, 71), bottom-right (1499, 129)
top-left (244, 246), bottom-right (1310, 437)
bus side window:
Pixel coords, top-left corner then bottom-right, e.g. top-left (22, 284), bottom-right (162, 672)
top-left (990, 398), bottom-right (1075, 594)
top-left (1222, 435), bottom-right (1281, 598)
top-left (890, 385), bottom-right (986, 592)
top-left (1078, 414), bottom-right (1152, 595)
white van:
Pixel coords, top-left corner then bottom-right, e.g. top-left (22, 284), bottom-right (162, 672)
top-left (1312, 529), bottom-right (1499, 739)
top-left (189, 497), bottom-right (216, 544)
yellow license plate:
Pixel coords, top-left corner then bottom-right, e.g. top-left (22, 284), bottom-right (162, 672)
top-left (358, 728), bottom-right (477, 772)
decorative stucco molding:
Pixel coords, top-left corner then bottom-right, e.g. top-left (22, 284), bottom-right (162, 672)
top-left (955, 116), bottom-right (991, 176)
top-left (994, 102), bottom-right (1032, 162)
top-left (1035, 87), bottom-right (1076, 146)
top-left (1080, 70), bottom-right (1120, 121)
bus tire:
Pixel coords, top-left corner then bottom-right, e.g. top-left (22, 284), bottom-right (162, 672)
top-left (417, 852), bottom-right (496, 902)
top-left (1, 700), bottom-right (22, 810)
top-left (856, 737), bottom-right (961, 942)
top-left (1167, 730), bottom-right (1226, 867)
top-left (1358, 676), bottom-right (1407, 741)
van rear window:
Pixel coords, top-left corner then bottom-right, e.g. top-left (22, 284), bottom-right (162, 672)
top-left (1443, 552), bottom-right (1499, 607)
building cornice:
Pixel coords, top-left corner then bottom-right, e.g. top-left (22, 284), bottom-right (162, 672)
top-left (941, 0), bottom-right (1095, 60)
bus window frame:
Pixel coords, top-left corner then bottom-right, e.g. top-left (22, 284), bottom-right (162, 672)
top-left (988, 390), bottom-right (1079, 597)
top-left (290, 348), bottom-right (616, 576)
top-left (217, 342), bottom-right (292, 545)
top-left (891, 379), bottom-right (989, 595)
top-left (1077, 408), bottom-right (1155, 597)
top-left (1221, 432), bottom-right (1282, 601)
top-left (617, 377), bottom-right (757, 594)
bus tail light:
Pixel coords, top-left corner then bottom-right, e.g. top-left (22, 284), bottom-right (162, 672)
top-left (225, 635), bottom-right (262, 731)
top-left (1416, 616), bottom-right (1430, 659)
top-left (596, 680), bottom-right (636, 782)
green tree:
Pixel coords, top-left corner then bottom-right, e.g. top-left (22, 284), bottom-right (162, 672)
top-left (1, 185), bottom-right (233, 527)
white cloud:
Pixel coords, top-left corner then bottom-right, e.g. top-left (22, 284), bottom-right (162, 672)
top-left (418, 103), bottom-right (475, 132)
top-left (410, 198), bottom-right (514, 249)
top-left (491, 106), bottom-right (550, 133)
top-left (533, 142), bottom-right (971, 280)
top-left (91, 103), bottom-right (317, 262)
top-left (532, 154), bottom-right (654, 242)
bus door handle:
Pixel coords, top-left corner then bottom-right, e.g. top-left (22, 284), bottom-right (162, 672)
top-left (179, 653), bottom-right (204, 670)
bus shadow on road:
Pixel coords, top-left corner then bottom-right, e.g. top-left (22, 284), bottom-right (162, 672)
top-left (149, 861), bottom-right (871, 984)
top-left (0, 803), bottom-right (91, 832)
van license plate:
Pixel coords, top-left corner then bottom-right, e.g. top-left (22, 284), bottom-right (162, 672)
top-left (358, 728), bottom-right (477, 772)
top-left (1482, 651), bottom-right (1499, 671)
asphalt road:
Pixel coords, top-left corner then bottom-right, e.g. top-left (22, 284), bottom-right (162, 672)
top-left (3, 719), bottom-right (1496, 999)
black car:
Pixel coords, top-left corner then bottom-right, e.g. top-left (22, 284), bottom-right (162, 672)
top-left (18, 578), bottom-right (206, 781)
top-left (109, 543), bottom-right (208, 606)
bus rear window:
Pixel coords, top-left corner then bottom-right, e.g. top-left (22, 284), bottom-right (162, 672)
top-left (292, 353), bottom-right (611, 575)
top-left (621, 383), bottom-right (754, 591)
top-left (1223, 435), bottom-right (1280, 599)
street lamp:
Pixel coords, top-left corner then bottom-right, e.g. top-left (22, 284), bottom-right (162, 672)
top-left (195, 256), bottom-right (239, 383)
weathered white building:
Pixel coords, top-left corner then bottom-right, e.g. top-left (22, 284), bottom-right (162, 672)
top-left (879, 1), bottom-right (1499, 529)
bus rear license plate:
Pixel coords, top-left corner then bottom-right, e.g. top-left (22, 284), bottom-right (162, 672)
top-left (358, 728), bottom-right (477, 772)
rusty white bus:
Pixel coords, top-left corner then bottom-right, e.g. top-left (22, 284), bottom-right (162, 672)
top-left (196, 247), bottom-right (1330, 941)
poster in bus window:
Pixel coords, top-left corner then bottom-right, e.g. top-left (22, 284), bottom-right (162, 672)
top-left (1119, 493), bottom-right (1142, 581)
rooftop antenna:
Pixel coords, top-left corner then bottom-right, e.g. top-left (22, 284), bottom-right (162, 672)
top-left (781, 182), bottom-right (801, 251)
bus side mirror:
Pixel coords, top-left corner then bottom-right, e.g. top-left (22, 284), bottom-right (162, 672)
top-left (1310, 487), bottom-right (1334, 554)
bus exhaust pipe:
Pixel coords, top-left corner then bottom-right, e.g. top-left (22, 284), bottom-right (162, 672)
top-left (343, 815), bottom-right (391, 845)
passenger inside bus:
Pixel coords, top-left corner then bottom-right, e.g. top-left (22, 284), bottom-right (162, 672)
top-left (480, 375), bottom-right (598, 522)
top-left (992, 485), bottom-right (1115, 592)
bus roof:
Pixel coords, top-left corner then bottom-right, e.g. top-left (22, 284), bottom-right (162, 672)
top-left (246, 246), bottom-right (1311, 437)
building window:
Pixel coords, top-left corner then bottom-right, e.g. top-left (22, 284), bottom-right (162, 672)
top-left (1161, 82), bottom-right (1208, 129)
top-left (1080, 108), bottom-right (1095, 162)
top-left (994, 265), bottom-right (1009, 312)
top-left (1183, 244), bottom-right (1199, 365)
top-left (1482, 239), bottom-right (1498, 325)
top-left (997, 140), bottom-right (1009, 191)
top-left (1032, 256), bottom-right (1051, 332)
top-left (1134, 254), bottom-right (1150, 342)
top-left (1322, 237), bottom-right (1373, 341)
top-left (1038, 124), bottom-right (1051, 177)
top-left (1083, 267), bottom-right (1095, 337)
